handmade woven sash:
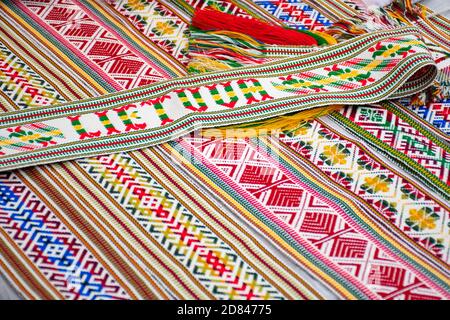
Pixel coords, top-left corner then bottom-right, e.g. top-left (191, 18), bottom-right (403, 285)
top-left (0, 27), bottom-right (436, 171)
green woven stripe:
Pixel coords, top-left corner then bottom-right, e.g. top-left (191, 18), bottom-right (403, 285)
top-left (330, 112), bottom-right (450, 200)
top-left (382, 102), bottom-right (450, 152)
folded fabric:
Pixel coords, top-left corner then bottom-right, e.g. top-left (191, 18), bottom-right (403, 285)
top-left (0, 27), bottom-right (436, 171)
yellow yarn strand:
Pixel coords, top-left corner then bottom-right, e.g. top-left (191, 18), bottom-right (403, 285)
top-left (187, 56), bottom-right (232, 72)
top-left (314, 31), bottom-right (338, 45)
top-left (201, 105), bottom-right (343, 138)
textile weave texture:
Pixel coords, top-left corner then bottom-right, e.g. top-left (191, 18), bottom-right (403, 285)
top-left (0, 0), bottom-right (448, 300)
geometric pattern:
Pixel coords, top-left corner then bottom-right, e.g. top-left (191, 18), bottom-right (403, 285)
top-left (250, 0), bottom-right (450, 136)
top-left (407, 101), bottom-right (450, 135)
top-left (177, 135), bottom-right (448, 299)
top-left (368, 266), bottom-right (444, 300)
top-left (0, 172), bottom-right (130, 300)
top-left (252, 0), bottom-right (332, 30)
top-left (0, 0), bottom-right (294, 300)
top-left (340, 104), bottom-right (450, 184)
top-left (1, 0), bottom-right (449, 300)
top-left (279, 117), bottom-right (450, 263)
top-left (77, 153), bottom-right (285, 300)
top-left (0, 29), bottom-right (436, 165)
top-left (20, 0), bottom-right (167, 88)
top-left (111, 0), bottom-right (190, 64)
top-left (184, 0), bottom-right (259, 17)
top-left (0, 41), bottom-right (65, 108)
top-left (0, 123), bottom-right (64, 156)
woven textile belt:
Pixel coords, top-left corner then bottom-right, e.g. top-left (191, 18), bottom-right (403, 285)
top-left (0, 27), bottom-right (436, 171)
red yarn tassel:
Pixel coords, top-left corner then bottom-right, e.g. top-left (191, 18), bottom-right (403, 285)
top-left (191, 9), bottom-right (318, 46)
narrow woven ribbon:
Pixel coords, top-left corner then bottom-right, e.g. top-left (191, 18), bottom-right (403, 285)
top-left (0, 27), bottom-right (436, 171)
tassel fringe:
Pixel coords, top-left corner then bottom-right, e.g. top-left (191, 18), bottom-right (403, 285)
top-left (187, 9), bottom-right (335, 73)
top-left (191, 8), bottom-right (321, 46)
top-left (185, 9), bottom-right (350, 136)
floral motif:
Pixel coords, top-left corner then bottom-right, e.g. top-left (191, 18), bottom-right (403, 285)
top-left (369, 42), bottom-right (415, 59)
top-left (406, 207), bottom-right (439, 231)
top-left (124, 0), bottom-right (148, 11)
top-left (0, 125), bottom-right (62, 155)
top-left (325, 64), bottom-right (375, 86)
top-left (273, 75), bottom-right (326, 93)
top-left (7, 126), bottom-right (58, 146)
top-left (205, 1), bottom-right (228, 12)
top-left (152, 20), bottom-right (177, 36)
top-left (318, 127), bottom-right (340, 140)
top-left (361, 174), bottom-right (392, 193)
top-left (375, 200), bottom-right (398, 217)
top-left (320, 143), bottom-right (350, 165)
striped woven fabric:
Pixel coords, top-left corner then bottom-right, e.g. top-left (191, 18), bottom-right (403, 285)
top-left (0, 0), bottom-right (448, 300)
